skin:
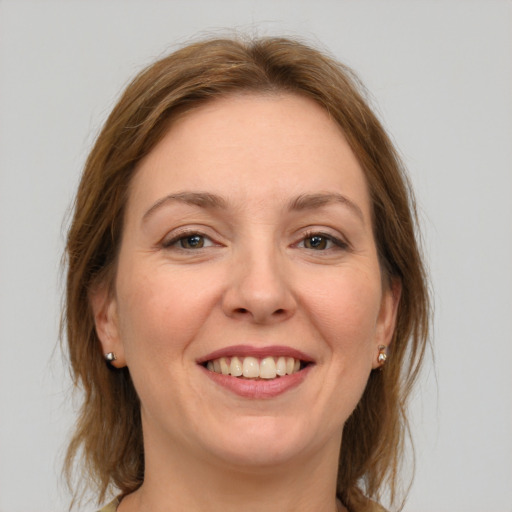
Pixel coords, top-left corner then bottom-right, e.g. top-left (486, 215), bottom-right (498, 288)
top-left (92, 93), bottom-right (400, 512)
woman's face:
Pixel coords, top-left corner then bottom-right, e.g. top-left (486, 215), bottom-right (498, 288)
top-left (93, 93), bottom-right (399, 471)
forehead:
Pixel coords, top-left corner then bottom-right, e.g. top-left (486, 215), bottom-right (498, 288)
top-left (128, 93), bottom-right (371, 219)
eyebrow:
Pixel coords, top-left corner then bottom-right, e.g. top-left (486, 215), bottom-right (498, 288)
top-left (142, 192), bottom-right (228, 222)
top-left (288, 193), bottom-right (364, 221)
top-left (142, 191), bottom-right (364, 223)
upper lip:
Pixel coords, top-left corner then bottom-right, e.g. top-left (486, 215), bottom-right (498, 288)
top-left (196, 344), bottom-right (315, 364)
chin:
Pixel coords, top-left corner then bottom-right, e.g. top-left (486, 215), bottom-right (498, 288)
top-left (196, 415), bottom-right (328, 470)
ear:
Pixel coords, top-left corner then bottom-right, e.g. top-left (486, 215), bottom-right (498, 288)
top-left (372, 278), bottom-right (402, 369)
top-left (89, 283), bottom-right (127, 368)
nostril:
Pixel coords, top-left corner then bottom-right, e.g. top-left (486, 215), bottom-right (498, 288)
top-left (234, 308), bottom-right (249, 314)
top-left (273, 308), bottom-right (286, 315)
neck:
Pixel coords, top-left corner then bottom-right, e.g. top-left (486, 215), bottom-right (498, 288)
top-left (119, 425), bottom-right (343, 512)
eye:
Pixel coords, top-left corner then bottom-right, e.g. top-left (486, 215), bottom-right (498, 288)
top-left (303, 235), bottom-right (330, 250)
top-left (163, 232), bottom-right (215, 250)
top-left (298, 232), bottom-right (347, 251)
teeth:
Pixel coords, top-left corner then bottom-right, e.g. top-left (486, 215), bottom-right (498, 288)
top-left (206, 355), bottom-right (304, 379)
top-left (220, 357), bottom-right (230, 375)
top-left (230, 356), bottom-right (243, 377)
top-left (242, 357), bottom-right (259, 378)
top-left (276, 356), bottom-right (287, 376)
top-left (260, 357), bottom-right (277, 379)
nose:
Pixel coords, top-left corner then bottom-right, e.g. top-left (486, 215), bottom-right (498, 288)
top-left (221, 246), bottom-right (297, 324)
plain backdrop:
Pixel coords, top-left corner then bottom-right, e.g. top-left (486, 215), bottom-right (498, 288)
top-left (0, 1), bottom-right (511, 511)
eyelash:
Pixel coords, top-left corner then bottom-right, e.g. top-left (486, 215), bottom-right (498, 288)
top-left (162, 229), bottom-right (348, 252)
top-left (298, 231), bottom-right (349, 251)
top-left (162, 230), bottom-right (216, 250)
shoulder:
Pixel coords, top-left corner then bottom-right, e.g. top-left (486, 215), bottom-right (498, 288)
top-left (96, 498), bottom-right (119, 512)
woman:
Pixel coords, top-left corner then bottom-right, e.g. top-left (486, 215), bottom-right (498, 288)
top-left (64, 36), bottom-right (429, 512)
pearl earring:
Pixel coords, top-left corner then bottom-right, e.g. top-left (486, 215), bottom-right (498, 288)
top-left (104, 352), bottom-right (117, 363)
top-left (377, 345), bottom-right (388, 365)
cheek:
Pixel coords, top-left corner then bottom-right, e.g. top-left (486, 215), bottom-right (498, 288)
top-left (305, 268), bottom-right (382, 354)
top-left (115, 267), bottom-right (220, 359)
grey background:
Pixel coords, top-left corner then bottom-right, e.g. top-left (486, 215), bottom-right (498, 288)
top-left (0, 1), bottom-right (511, 511)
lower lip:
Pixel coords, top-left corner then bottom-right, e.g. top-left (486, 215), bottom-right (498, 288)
top-left (200, 365), bottom-right (312, 399)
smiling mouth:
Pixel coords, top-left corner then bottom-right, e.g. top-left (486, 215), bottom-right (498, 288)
top-left (203, 356), bottom-right (310, 380)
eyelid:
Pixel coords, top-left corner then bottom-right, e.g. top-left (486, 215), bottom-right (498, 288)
top-left (297, 229), bottom-right (350, 250)
top-left (161, 227), bottom-right (219, 249)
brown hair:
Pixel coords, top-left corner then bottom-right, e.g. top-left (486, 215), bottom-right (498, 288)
top-left (64, 35), bottom-right (430, 512)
